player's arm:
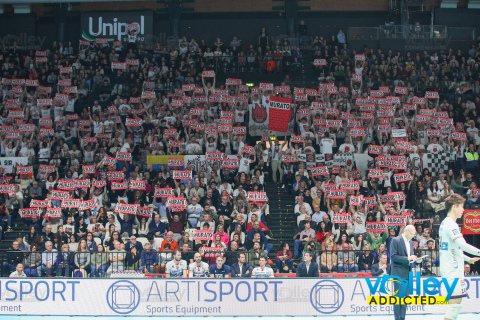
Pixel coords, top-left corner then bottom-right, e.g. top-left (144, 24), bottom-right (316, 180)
top-left (463, 254), bottom-right (480, 263)
top-left (454, 236), bottom-right (480, 257)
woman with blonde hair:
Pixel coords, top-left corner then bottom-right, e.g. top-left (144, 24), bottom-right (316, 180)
top-left (322, 232), bottom-right (337, 251)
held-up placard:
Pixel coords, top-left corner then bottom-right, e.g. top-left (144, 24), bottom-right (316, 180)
top-left (92, 179), bottom-right (106, 188)
top-left (329, 189), bottom-right (346, 199)
top-left (394, 172), bottom-right (412, 183)
top-left (368, 169), bottom-right (384, 179)
top-left (136, 206), bottom-right (153, 218)
top-left (366, 222), bottom-right (387, 233)
top-left (168, 158), bottom-right (184, 167)
top-left (19, 208), bottom-right (40, 219)
top-left (155, 188), bottom-right (173, 198)
top-left (46, 207), bottom-right (62, 218)
top-left (222, 159), bottom-right (239, 169)
top-left (116, 152), bottom-right (132, 162)
top-left (78, 198), bottom-right (98, 211)
top-left (62, 198), bottom-right (79, 209)
top-left (0, 184), bottom-right (14, 194)
top-left (312, 166), bottom-right (329, 177)
top-left (167, 197), bottom-right (187, 208)
top-left (364, 197), bottom-right (376, 208)
top-left (385, 215), bottom-right (408, 226)
top-left (350, 195), bottom-right (364, 206)
top-left (107, 171), bottom-right (125, 181)
top-left (51, 190), bottom-right (69, 200)
top-left (30, 199), bottom-right (49, 208)
top-left (247, 192), bottom-right (267, 203)
top-left (193, 229), bottom-right (214, 241)
top-left (75, 179), bottom-right (90, 189)
top-left (173, 170), bottom-right (192, 180)
top-left (201, 247), bottom-right (224, 257)
top-left (130, 180), bottom-right (146, 190)
top-left (115, 203), bottom-right (137, 215)
top-left (341, 181), bottom-right (360, 190)
top-left (334, 212), bottom-right (351, 224)
top-left (111, 181), bottom-right (128, 190)
top-left (58, 179), bottom-right (76, 190)
top-left (388, 191), bottom-right (405, 201)
top-left (82, 165), bottom-right (95, 174)
top-left (206, 152), bottom-right (224, 161)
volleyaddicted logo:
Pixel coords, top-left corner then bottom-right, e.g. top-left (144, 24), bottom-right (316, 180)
top-left (366, 272), bottom-right (457, 305)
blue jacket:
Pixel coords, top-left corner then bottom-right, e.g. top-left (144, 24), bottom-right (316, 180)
top-left (57, 251), bottom-right (74, 268)
top-left (296, 261), bottom-right (319, 277)
top-left (117, 213), bottom-right (134, 235)
top-left (149, 220), bottom-right (166, 235)
top-left (86, 241), bottom-right (98, 252)
top-left (141, 250), bottom-right (159, 266)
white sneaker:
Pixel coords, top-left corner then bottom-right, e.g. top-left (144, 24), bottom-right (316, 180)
top-left (281, 184), bottom-right (285, 189)
top-left (266, 235), bottom-right (272, 240)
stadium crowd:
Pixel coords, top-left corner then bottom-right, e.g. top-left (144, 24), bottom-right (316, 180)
top-left (2, 26), bottom-right (480, 278)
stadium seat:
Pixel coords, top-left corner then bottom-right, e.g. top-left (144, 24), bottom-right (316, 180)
top-left (137, 237), bottom-right (148, 247)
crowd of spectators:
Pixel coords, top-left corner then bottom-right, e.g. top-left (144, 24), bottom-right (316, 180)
top-left (3, 25), bottom-right (480, 278)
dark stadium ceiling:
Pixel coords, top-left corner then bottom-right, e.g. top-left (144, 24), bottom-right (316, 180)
top-left (0, 0), bottom-right (149, 3)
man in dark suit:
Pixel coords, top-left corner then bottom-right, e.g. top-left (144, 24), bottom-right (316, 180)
top-left (371, 253), bottom-right (391, 277)
top-left (231, 252), bottom-right (252, 277)
top-left (391, 225), bottom-right (417, 320)
top-left (296, 251), bottom-right (319, 277)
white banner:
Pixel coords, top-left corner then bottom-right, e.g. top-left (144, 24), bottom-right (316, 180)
top-left (0, 157), bottom-right (28, 173)
top-left (248, 102), bottom-right (269, 136)
top-left (354, 154), bottom-right (374, 178)
top-left (0, 277), bottom-right (479, 316)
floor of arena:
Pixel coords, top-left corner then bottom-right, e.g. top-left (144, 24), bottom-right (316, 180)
top-left (1, 316), bottom-right (478, 319)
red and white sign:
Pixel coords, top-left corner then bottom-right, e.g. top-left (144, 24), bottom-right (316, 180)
top-left (394, 172), bottom-right (412, 183)
top-left (115, 203), bottom-right (137, 215)
top-left (173, 170), bottom-right (192, 180)
top-left (193, 229), bottom-right (214, 241)
top-left (386, 215), bottom-right (408, 226)
top-left (268, 95), bottom-right (292, 132)
top-left (130, 180), bottom-right (146, 190)
top-left (155, 188), bottom-right (173, 198)
top-left (51, 190), bottom-right (69, 200)
top-left (366, 221), bottom-right (387, 233)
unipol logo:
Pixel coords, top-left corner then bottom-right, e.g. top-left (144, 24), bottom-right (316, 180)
top-left (83, 16), bottom-right (145, 41)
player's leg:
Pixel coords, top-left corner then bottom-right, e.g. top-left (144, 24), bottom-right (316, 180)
top-left (445, 297), bottom-right (462, 320)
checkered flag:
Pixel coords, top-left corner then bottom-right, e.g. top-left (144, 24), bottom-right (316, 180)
top-left (423, 153), bottom-right (449, 177)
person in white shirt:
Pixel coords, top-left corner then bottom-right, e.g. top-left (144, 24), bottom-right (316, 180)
top-left (252, 255), bottom-right (274, 278)
top-left (319, 133), bottom-right (334, 155)
top-left (165, 249), bottom-right (188, 278)
top-left (188, 252), bottom-right (210, 277)
top-left (10, 263), bottom-right (27, 278)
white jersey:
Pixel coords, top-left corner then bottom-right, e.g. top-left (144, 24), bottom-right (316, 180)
top-left (438, 216), bottom-right (468, 298)
top-left (188, 262), bottom-right (210, 277)
top-left (439, 216), bottom-right (463, 280)
top-left (251, 266), bottom-right (274, 278)
top-left (165, 259), bottom-right (187, 278)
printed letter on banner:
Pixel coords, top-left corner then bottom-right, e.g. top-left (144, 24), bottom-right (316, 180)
top-left (366, 222), bottom-right (387, 233)
top-left (247, 192), bottom-right (268, 204)
top-left (62, 198), bottom-right (79, 209)
top-left (364, 197), bottom-right (376, 208)
top-left (312, 166), bottom-right (329, 177)
top-left (168, 158), bottom-right (184, 167)
top-left (222, 158), bottom-right (239, 169)
top-left (107, 171), bottom-right (124, 181)
top-left (268, 95), bottom-right (292, 132)
top-left (92, 179), bottom-right (106, 188)
top-left (115, 203), bottom-right (137, 215)
top-left (19, 208), bottom-right (40, 219)
top-left (0, 184), bottom-right (14, 194)
top-left (334, 212), bottom-right (351, 224)
top-left (30, 199), bottom-right (49, 207)
top-left (130, 180), bottom-right (146, 191)
top-left (173, 170), bottom-right (192, 180)
top-left (193, 229), bottom-right (214, 241)
top-left (155, 188), bottom-right (173, 198)
top-left (111, 181), bottom-right (128, 190)
top-left (394, 172), bottom-right (412, 183)
top-left (386, 215), bottom-right (408, 226)
top-left (350, 195), bottom-right (364, 206)
top-left (51, 190), bottom-right (69, 200)
top-left (329, 189), bottom-right (346, 199)
top-left (341, 181), bottom-right (360, 190)
top-left (82, 165), bottom-right (95, 174)
top-left (136, 207), bottom-right (153, 218)
top-left (116, 152), bottom-right (132, 162)
top-left (46, 207), bottom-right (62, 218)
top-left (75, 179), bottom-right (91, 189)
top-left (167, 197), bottom-right (187, 209)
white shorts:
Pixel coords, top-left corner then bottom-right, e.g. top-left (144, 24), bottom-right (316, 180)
top-left (445, 276), bottom-right (467, 299)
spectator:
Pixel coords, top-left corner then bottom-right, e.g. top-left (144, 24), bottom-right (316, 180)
top-left (275, 243), bottom-right (293, 273)
top-left (320, 244), bottom-right (338, 273)
top-left (371, 253), bottom-right (391, 277)
top-left (90, 244), bottom-right (109, 278)
top-left (231, 252), bottom-right (252, 277)
top-left (296, 251), bottom-right (319, 277)
top-left (252, 255), bottom-right (274, 278)
top-left (2, 241), bottom-right (24, 276)
top-left (125, 235), bottom-right (143, 253)
top-left (9, 263), bottom-right (27, 278)
top-left (165, 249), bottom-right (187, 278)
top-left (107, 241), bottom-right (126, 276)
top-left (188, 252), bottom-right (210, 277)
top-left (37, 241), bottom-right (58, 277)
top-left (23, 244), bottom-right (42, 277)
top-left (125, 246), bottom-right (141, 270)
top-left (209, 255), bottom-right (231, 278)
top-left (56, 244), bottom-right (74, 277)
top-left (75, 239), bottom-right (91, 273)
top-left (149, 214), bottom-right (166, 238)
top-left (337, 243), bottom-right (359, 273)
top-left (161, 231), bottom-right (179, 252)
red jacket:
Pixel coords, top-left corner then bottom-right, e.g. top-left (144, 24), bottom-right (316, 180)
top-left (275, 249), bottom-right (292, 260)
top-left (246, 222), bottom-right (269, 233)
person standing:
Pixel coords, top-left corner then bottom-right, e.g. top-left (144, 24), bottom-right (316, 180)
top-left (440, 194), bottom-right (480, 320)
top-left (390, 225), bottom-right (417, 320)
top-left (270, 139), bottom-right (286, 185)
